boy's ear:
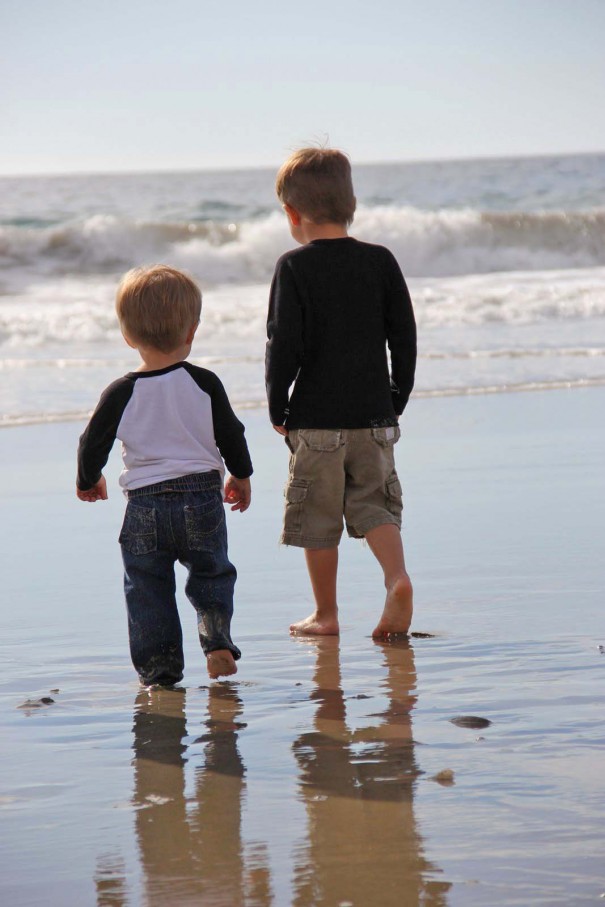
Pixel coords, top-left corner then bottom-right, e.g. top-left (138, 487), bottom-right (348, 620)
top-left (283, 203), bottom-right (302, 227)
top-left (185, 322), bottom-right (199, 344)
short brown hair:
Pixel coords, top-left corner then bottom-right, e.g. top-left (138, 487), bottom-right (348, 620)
top-left (115, 265), bottom-right (202, 353)
top-left (276, 147), bottom-right (356, 225)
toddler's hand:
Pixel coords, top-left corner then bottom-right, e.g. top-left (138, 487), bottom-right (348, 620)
top-left (224, 476), bottom-right (251, 513)
top-left (76, 476), bottom-right (108, 502)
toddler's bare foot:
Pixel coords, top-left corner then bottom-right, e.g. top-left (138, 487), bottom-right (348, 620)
top-left (207, 649), bottom-right (238, 679)
top-left (372, 576), bottom-right (413, 638)
top-left (290, 612), bottom-right (340, 636)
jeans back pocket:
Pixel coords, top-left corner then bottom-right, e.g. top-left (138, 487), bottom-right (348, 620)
top-left (119, 503), bottom-right (157, 556)
top-left (184, 496), bottom-right (225, 551)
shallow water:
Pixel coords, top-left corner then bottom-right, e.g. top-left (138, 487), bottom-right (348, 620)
top-left (1, 391), bottom-right (604, 905)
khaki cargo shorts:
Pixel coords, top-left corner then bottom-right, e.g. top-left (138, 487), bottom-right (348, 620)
top-left (281, 427), bottom-right (403, 549)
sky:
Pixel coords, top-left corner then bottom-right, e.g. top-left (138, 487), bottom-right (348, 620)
top-left (1, 0), bottom-right (604, 175)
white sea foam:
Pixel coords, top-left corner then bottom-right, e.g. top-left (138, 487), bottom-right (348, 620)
top-left (2, 207), bottom-right (605, 290)
top-left (1, 268), bottom-right (604, 352)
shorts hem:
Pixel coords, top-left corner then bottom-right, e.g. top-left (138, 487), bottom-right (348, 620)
top-left (346, 514), bottom-right (401, 539)
top-left (280, 533), bottom-right (342, 549)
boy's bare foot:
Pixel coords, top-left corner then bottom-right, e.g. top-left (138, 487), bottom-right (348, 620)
top-left (290, 612), bottom-right (340, 636)
top-left (207, 650), bottom-right (238, 679)
top-left (372, 576), bottom-right (413, 638)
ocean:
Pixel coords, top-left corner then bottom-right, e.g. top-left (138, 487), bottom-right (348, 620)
top-left (1, 152), bottom-right (604, 426)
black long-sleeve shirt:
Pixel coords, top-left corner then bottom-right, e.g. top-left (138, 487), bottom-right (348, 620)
top-left (265, 237), bottom-right (416, 428)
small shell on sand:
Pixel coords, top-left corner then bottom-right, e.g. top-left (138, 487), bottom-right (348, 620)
top-left (430, 769), bottom-right (455, 786)
top-left (450, 715), bottom-right (492, 729)
top-left (18, 697), bottom-right (55, 709)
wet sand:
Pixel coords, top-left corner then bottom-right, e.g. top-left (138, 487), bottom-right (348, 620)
top-left (1, 388), bottom-right (604, 905)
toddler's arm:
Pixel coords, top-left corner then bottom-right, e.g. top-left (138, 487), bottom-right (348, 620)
top-left (76, 475), bottom-right (108, 502)
top-left (224, 476), bottom-right (251, 512)
top-left (77, 376), bottom-right (134, 495)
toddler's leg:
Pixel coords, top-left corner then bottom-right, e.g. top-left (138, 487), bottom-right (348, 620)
top-left (364, 524), bottom-right (413, 637)
top-left (180, 493), bottom-right (240, 679)
top-left (290, 547), bottom-right (340, 636)
top-left (183, 551), bottom-right (240, 678)
top-left (122, 548), bottom-right (184, 686)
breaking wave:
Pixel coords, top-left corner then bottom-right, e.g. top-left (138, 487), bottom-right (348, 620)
top-left (2, 206), bottom-right (605, 287)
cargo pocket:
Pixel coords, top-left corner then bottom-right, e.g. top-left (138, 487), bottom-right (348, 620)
top-left (385, 474), bottom-right (403, 522)
top-left (283, 479), bottom-right (310, 535)
top-left (119, 503), bottom-right (157, 555)
top-left (371, 425), bottom-right (401, 448)
top-left (184, 496), bottom-right (225, 551)
top-left (299, 429), bottom-right (343, 452)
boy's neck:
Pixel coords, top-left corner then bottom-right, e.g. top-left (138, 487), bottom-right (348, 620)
top-left (136, 343), bottom-right (192, 372)
top-left (300, 221), bottom-right (349, 243)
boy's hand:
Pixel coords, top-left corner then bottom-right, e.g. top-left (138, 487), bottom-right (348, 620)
top-left (76, 476), bottom-right (108, 502)
top-left (223, 476), bottom-right (251, 513)
top-left (273, 425), bottom-right (288, 436)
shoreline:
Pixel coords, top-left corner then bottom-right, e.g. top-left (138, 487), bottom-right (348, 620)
top-left (2, 376), bottom-right (605, 429)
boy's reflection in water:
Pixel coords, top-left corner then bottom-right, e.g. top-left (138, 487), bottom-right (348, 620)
top-left (292, 637), bottom-right (450, 907)
top-left (130, 684), bottom-right (272, 907)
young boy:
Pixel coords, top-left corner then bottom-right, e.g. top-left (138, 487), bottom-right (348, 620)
top-left (77, 265), bottom-right (252, 684)
top-left (265, 148), bottom-right (416, 638)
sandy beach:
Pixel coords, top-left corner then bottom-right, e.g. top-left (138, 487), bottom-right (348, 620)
top-left (1, 387), bottom-right (604, 906)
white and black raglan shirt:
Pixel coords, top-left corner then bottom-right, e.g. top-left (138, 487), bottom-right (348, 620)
top-left (77, 362), bottom-right (253, 493)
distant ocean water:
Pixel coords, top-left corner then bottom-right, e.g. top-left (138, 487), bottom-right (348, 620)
top-left (1, 153), bottom-right (604, 425)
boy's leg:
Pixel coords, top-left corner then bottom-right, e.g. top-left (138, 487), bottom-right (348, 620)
top-left (122, 547), bottom-right (185, 686)
top-left (364, 523), bottom-right (413, 637)
top-left (282, 429), bottom-right (346, 635)
top-left (343, 428), bottom-right (413, 636)
top-left (290, 547), bottom-right (340, 636)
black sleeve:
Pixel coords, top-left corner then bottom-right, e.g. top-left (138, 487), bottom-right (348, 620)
top-left (210, 375), bottom-right (253, 479)
top-left (384, 251), bottom-right (417, 416)
top-left (265, 257), bottom-right (304, 425)
top-left (76, 378), bottom-right (135, 489)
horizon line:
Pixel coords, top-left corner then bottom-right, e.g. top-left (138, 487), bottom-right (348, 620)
top-left (0, 148), bottom-right (603, 181)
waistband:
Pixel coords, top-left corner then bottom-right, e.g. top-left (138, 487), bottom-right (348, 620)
top-left (127, 470), bottom-right (222, 498)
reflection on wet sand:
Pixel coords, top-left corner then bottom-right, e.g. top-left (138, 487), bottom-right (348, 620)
top-left (94, 853), bottom-right (128, 907)
top-left (292, 638), bottom-right (450, 907)
top-left (130, 685), bottom-right (273, 906)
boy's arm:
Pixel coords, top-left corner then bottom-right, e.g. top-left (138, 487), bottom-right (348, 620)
top-left (210, 376), bottom-right (253, 482)
top-left (76, 378), bottom-right (134, 496)
top-left (384, 251), bottom-right (417, 416)
top-left (265, 258), bottom-right (304, 427)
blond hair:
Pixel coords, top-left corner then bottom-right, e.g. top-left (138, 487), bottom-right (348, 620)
top-left (276, 147), bottom-right (356, 225)
top-left (115, 265), bottom-right (202, 353)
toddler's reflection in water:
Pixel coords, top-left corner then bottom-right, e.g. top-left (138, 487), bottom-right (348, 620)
top-left (129, 685), bottom-right (272, 907)
top-left (292, 637), bottom-right (450, 907)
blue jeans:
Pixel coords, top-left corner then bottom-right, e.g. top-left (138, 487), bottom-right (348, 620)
top-left (119, 471), bottom-right (240, 686)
